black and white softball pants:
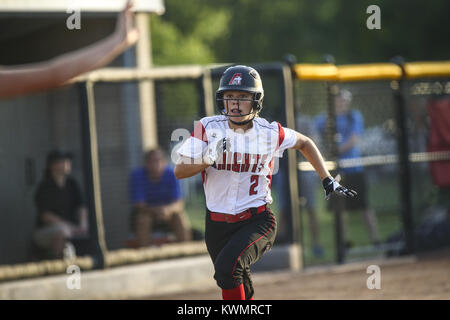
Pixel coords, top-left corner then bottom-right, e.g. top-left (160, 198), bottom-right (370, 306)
top-left (205, 207), bottom-right (277, 300)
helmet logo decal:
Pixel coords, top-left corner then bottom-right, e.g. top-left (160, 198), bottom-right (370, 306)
top-left (228, 73), bottom-right (242, 85)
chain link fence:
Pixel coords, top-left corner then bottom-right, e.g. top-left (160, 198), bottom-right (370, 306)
top-left (92, 78), bottom-right (207, 252)
top-left (294, 63), bottom-right (450, 267)
top-left (403, 78), bottom-right (450, 252)
top-left (0, 64), bottom-right (297, 281)
top-left (295, 80), bottom-right (403, 266)
top-left (0, 61), bottom-right (449, 281)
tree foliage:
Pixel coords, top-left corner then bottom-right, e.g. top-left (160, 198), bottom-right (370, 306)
top-left (150, 0), bottom-right (231, 65)
top-left (151, 0), bottom-right (449, 65)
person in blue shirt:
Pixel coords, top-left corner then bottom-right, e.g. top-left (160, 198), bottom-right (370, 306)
top-left (130, 148), bottom-right (192, 247)
top-left (315, 89), bottom-right (379, 247)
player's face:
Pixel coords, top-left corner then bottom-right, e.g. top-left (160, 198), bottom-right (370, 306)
top-left (223, 91), bottom-right (254, 123)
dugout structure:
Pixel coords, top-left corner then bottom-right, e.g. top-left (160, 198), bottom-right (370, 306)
top-left (0, 60), bottom-right (449, 282)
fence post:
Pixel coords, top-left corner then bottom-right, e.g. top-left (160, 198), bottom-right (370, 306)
top-left (325, 82), bottom-right (346, 264)
top-left (282, 62), bottom-right (302, 247)
top-left (284, 54), bottom-right (306, 267)
top-left (78, 81), bottom-right (108, 269)
top-left (391, 57), bottom-right (415, 255)
top-left (201, 67), bottom-right (215, 117)
top-left (321, 55), bottom-right (346, 264)
top-left (136, 13), bottom-right (158, 151)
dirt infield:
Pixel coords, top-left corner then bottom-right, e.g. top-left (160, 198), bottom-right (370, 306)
top-left (148, 249), bottom-right (450, 300)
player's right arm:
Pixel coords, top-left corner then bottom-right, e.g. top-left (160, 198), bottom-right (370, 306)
top-left (174, 156), bottom-right (210, 179)
top-left (174, 118), bottom-right (218, 179)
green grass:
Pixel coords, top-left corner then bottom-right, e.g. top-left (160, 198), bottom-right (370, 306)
top-left (299, 203), bottom-right (402, 266)
top-left (299, 177), bottom-right (404, 266)
top-left (184, 192), bottom-right (207, 233)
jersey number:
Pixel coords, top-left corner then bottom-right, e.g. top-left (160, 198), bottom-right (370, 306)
top-left (249, 175), bottom-right (258, 195)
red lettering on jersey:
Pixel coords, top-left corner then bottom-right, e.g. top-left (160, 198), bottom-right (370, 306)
top-left (212, 152), bottom-right (271, 174)
top-left (217, 152), bottom-right (226, 170)
top-left (226, 152), bottom-right (233, 171)
top-left (258, 154), bottom-right (269, 172)
top-left (251, 154), bottom-right (260, 173)
top-left (232, 152), bottom-right (242, 172)
top-left (241, 153), bottom-right (251, 172)
top-left (249, 175), bottom-right (259, 195)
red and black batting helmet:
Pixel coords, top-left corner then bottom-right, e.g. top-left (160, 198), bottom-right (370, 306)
top-left (215, 65), bottom-right (264, 119)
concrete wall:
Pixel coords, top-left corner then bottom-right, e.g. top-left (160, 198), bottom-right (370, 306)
top-left (0, 93), bottom-right (51, 264)
top-left (0, 244), bottom-right (301, 299)
top-left (0, 256), bottom-right (216, 300)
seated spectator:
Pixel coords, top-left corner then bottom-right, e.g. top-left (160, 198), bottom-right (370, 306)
top-left (33, 150), bottom-right (89, 259)
top-left (130, 148), bottom-right (192, 247)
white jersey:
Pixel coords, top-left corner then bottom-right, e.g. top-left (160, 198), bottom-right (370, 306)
top-left (177, 115), bottom-right (297, 214)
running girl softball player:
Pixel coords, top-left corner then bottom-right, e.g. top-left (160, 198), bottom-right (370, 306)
top-left (174, 65), bottom-right (356, 300)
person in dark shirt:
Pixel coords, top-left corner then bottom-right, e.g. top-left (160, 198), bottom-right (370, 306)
top-left (33, 150), bottom-right (89, 258)
top-left (129, 148), bottom-right (192, 247)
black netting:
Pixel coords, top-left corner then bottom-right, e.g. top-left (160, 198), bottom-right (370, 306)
top-left (1, 64), bottom-right (448, 281)
top-left (403, 78), bottom-right (450, 252)
top-left (294, 80), bottom-right (404, 266)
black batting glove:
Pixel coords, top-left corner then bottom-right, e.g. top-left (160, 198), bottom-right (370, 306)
top-left (322, 176), bottom-right (358, 200)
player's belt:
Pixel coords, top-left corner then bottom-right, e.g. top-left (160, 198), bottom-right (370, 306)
top-left (208, 204), bottom-right (267, 223)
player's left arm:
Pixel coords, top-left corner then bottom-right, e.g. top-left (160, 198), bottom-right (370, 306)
top-left (291, 131), bottom-right (330, 180)
top-left (290, 131), bottom-right (357, 199)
